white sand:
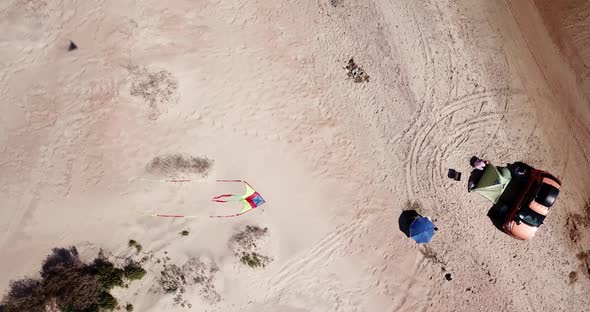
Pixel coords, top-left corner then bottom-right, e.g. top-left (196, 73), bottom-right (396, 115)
top-left (1, 0), bottom-right (589, 311)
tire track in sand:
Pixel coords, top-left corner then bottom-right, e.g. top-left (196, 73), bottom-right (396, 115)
top-left (408, 1), bottom-right (436, 114)
top-left (257, 215), bottom-right (428, 311)
top-left (569, 117), bottom-right (590, 165)
top-left (506, 0), bottom-right (589, 166)
top-left (392, 0), bottom-right (443, 143)
top-left (259, 215), bottom-right (368, 294)
top-left (405, 89), bottom-right (515, 198)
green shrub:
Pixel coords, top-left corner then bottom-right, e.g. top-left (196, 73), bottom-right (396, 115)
top-left (123, 263), bottom-right (146, 281)
top-left (91, 259), bottom-right (125, 290)
top-left (240, 252), bottom-right (267, 268)
top-left (179, 230), bottom-right (189, 236)
top-left (125, 303), bottom-right (134, 311)
top-left (1, 246), bottom-right (144, 312)
top-left (97, 291), bottom-right (117, 311)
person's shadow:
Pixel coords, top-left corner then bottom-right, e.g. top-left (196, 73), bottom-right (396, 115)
top-left (398, 210), bottom-right (420, 237)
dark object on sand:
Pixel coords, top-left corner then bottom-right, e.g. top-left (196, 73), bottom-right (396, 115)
top-left (345, 58), bottom-right (369, 83)
top-left (68, 41), bottom-right (78, 51)
top-left (329, 0), bottom-right (338, 7)
top-left (447, 169), bottom-right (461, 181)
top-left (445, 272), bottom-right (453, 281)
top-left (398, 210), bottom-right (420, 238)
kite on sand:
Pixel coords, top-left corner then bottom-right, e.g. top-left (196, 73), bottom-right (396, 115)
top-left (152, 180), bottom-right (265, 218)
top-left (210, 180), bottom-right (266, 218)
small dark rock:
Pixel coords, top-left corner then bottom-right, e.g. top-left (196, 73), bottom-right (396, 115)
top-left (445, 272), bottom-right (453, 281)
top-left (68, 41), bottom-right (78, 51)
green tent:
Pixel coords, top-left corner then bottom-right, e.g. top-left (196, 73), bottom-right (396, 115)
top-left (473, 164), bottom-right (512, 203)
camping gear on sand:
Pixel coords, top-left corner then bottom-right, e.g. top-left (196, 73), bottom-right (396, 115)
top-left (448, 168), bottom-right (462, 181)
top-left (472, 164), bottom-right (512, 204)
top-left (410, 217), bottom-right (436, 244)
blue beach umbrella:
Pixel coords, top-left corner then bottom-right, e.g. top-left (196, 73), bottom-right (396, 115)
top-left (410, 217), bottom-right (436, 244)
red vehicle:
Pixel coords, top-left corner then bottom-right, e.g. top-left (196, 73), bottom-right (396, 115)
top-left (493, 164), bottom-right (561, 240)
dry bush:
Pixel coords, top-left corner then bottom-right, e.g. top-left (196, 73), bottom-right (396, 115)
top-left (158, 263), bottom-right (183, 294)
top-left (40, 247), bottom-right (102, 311)
top-left (158, 257), bottom-right (220, 306)
top-left (41, 247), bottom-right (82, 278)
top-left (229, 226), bottom-right (273, 268)
top-left (129, 67), bottom-right (178, 120)
top-left (130, 69), bottom-right (177, 108)
top-left (43, 268), bottom-right (101, 311)
top-left (146, 154), bottom-right (213, 178)
top-left (345, 58), bottom-right (369, 83)
top-left (1, 246), bottom-right (145, 312)
top-left (240, 252), bottom-right (271, 268)
top-left (229, 225), bottom-right (268, 251)
top-left (0, 278), bottom-right (46, 312)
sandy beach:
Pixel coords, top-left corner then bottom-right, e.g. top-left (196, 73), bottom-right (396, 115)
top-left (1, 0), bottom-right (589, 311)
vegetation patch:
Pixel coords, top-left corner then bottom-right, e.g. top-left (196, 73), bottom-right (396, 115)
top-left (229, 225), bottom-right (273, 268)
top-left (345, 58), bottom-right (369, 83)
top-left (124, 262), bottom-right (147, 281)
top-left (240, 252), bottom-right (271, 268)
top-left (0, 246), bottom-right (145, 312)
top-left (128, 240), bottom-right (143, 254)
top-left (128, 66), bottom-right (178, 120)
top-left (156, 257), bottom-right (220, 307)
top-left (147, 154), bottom-right (213, 178)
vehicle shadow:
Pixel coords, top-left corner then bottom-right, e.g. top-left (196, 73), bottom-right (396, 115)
top-left (487, 205), bottom-right (507, 232)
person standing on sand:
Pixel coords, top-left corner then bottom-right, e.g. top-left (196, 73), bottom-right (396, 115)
top-left (473, 158), bottom-right (489, 170)
top-left (468, 156), bottom-right (489, 191)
